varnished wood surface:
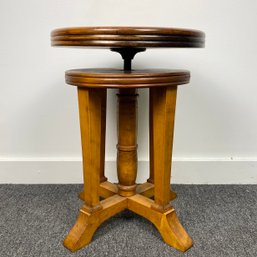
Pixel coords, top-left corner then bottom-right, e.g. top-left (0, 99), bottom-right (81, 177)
top-left (64, 194), bottom-right (127, 251)
top-left (60, 35), bottom-right (196, 250)
top-left (117, 88), bottom-right (138, 197)
top-left (66, 69), bottom-right (190, 88)
top-left (64, 74), bottom-right (192, 252)
top-left (51, 26), bottom-right (205, 48)
top-left (150, 87), bottom-right (177, 212)
top-left (77, 88), bottom-right (107, 211)
top-left (68, 181), bottom-right (191, 252)
top-left (128, 194), bottom-right (193, 251)
top-left (80, 181), bottom-right (177, 201)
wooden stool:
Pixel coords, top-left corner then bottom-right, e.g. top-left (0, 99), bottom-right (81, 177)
top-left (51, 27), bottom-right (205, 252)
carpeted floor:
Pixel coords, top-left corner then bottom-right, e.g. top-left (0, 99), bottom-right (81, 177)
top-left (0, 185), bottom-right (256, 257)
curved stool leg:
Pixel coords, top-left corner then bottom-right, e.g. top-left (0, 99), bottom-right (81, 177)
top-left (149, 86), bottom-right (192, 251)
top-left (63, 207), bottom-right (98, 252)
top-left (64, 87), bottom-right (122, 252)
top-left (158, 209), bottom-right (193, 251)
top-left (128, 195), bottom-right (193, 252)
top-left (64, 195), bottom-right (127, 252)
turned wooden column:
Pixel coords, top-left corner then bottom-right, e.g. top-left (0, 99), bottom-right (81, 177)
top-left (117, 88), bottom-right (138, 197)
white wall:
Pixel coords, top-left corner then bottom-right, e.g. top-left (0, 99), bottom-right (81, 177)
top-left (0, 0), bottom-right (257, 183)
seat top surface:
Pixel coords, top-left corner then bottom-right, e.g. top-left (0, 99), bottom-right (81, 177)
top-left (51, 26), bottom-right (205, 48)
top-left (65, 68), bottom-right (190, 89)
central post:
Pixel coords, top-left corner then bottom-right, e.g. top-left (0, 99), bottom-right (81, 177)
top-left (117, 88), bottom-right (138, 196)
top-left (114, 47), bottom-right (141, 197)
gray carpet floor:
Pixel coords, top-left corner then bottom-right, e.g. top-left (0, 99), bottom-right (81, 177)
top-left (0, 185), bottom-right (256, 257)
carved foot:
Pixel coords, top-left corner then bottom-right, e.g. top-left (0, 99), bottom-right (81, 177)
top-left (64, 207), bottom-right (98, 252)
top-left (157, 208), bottom-right (193, 252)
top-left (128, 194), bottom-right (192, 252)
top-left (64, 195), bottom-right (126, 252)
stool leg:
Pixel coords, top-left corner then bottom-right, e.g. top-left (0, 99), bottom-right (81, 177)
top-left (64, 88), bottom-right (114, 251)
top-left (149, 86), bottom-right (193, 251)
top-left (117, 88), bottom-right (138, 197)
top-left (78, 87), bottom-right (106, 210)
top-left (147, 90), bottom-right (154, 184)
top-left (147, 90), bottom-right (177, 201)
top-left (79, 89), bottom-right (107, 201)
top-left (150, 86), bottom-right (176, 211)
top-left (100, 91), bottom-right (107, 183)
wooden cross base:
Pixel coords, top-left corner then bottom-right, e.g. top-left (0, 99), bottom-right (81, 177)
top-left (64, 181), bottom-right (192, 252)
top-left (63, 69), bottom-right (193, 253)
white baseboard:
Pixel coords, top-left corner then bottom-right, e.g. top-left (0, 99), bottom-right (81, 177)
top-left (0, 158), bottom-right (256, 184)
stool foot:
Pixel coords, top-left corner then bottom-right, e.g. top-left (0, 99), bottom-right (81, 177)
top-left (158, 209), bottom-right (193, 252)
top-left (64, 195), bottom-right (127, 252)
top-left (128, 194), bottom-right (193, 252)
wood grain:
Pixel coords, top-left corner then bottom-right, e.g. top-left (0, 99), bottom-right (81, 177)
top-left (137, 182), bottom-right (177, 201)
top-left (77, 87), bottom-right (106, 211)
top-left (66, 69), bottom-right (190, 89)
top-left (64, 195), bottom-right (127, 252)
top-left (150, 87), bottom-right (177, 212)
top-left (51, 26), bottom-right (205, 48)
top-left (63, 64), bottom-right (192, 252)
top-left (79, 181), bottom-right (118, 201)
top-left (148, 89), bottom-right (154, 184)
top-left (128, 194), bottom-right (193, 252)
top-left (100, 91), bottom-right (107, 182)
top-left (117, 88), bottom-right (138, 197)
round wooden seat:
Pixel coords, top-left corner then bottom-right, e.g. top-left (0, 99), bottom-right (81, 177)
top-left (65, 69), bottom-right (190, 88)
top-left (51, 26), bottom-right (205, 48)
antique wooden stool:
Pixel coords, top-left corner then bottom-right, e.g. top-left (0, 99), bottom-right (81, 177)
top-left (51, 27), bottom-right (205, 252)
